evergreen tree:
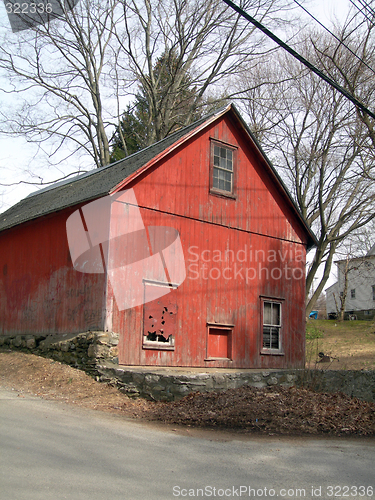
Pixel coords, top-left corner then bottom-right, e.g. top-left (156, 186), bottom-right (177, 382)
top-left (110, 102), bottom-right (147, 162)
top-left (110, 50), bottom-right (203, 162)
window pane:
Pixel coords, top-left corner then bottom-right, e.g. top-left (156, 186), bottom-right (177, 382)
top-left (272, 303), bottom-right (281, 326)
top-left (213, 167), bottom-right (232, 193)
top-left (264, 302), bottom-right (271, 324)
top-left (263, 301), bottom-right (281, 349)
top-left (212, 143), bottom-right (235, 193)
top-left (263, 326), bottom-right (271, 348)
top-left (213, 168), bottom-right (219, 189)
top-left (271, 327), bottom-right (279, 349)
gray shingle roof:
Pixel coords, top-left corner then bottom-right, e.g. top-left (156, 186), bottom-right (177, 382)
top-left (0, 109), bottom-right (219, 233)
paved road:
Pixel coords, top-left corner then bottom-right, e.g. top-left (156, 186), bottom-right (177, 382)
top-left (0, 387), bottom-right (374, 500)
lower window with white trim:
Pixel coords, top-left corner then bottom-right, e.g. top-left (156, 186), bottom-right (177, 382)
top-left (261, 299), bottom-right (283, 353)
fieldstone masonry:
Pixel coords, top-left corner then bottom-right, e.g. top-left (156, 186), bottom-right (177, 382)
top-left (1, 331), bottom-right (375, 402)
top-left (96, 364), bottom-right (300, 401)
top-left (0, 331), bottom-right (119, 376)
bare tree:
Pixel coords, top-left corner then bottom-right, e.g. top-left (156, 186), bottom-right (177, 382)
top-left (310, 14), bottom-right (375, 151)
top-left (314, 292), bottom-right (326, 317)
top-left (336, 254), bottom-right (354, 321)
top-left (113, 0), bottom-right (290, 147)
top-left (0, 0), bottom-right (124, 169)
top-left (0, 0), bottom-right (291, 182)
top-left (237, 27), bottom-right (375, 314)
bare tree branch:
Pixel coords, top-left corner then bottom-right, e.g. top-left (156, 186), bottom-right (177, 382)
top-left (237, 26), bottom-right (375, 314)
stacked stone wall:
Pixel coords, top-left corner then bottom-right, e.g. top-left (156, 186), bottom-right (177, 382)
top-left (1, 333), bottom-right (374, 403)
top-left (0, 331), bottom-right (119, 376)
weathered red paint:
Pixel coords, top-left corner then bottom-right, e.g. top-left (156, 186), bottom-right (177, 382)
top-left (111, 114), bottom-right (308, 368)
top-left (0, 108), bottom-right (311, 369)
top-left (207, 327), bottom-right (232, 359)
top-left (0, 207), bottom-right (106, 335)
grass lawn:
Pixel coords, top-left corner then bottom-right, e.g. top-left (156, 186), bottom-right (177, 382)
top-left (306, 319), bottom-right (375, 370)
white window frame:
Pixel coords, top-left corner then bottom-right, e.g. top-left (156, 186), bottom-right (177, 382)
top-left (260, 298), bottom-right (284, 355)
top-left (209, 139), bottom-right (237, 199)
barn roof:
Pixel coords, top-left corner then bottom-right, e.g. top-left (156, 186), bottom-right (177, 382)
top-left (0, 104), bottom-right (316, 248)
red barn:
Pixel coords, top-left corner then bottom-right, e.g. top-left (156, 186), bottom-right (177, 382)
top-left (0, 104), bottom-right (315, 369)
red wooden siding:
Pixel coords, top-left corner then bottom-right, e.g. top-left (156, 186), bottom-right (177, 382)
top-left (0, 208), bottom-right (106, 335)
top-left (207, 327), bottom-right (233, 360)
top-left (111, 114), bottom-right (307, 368)
top-left (116, 115), bottom-right (307, 247)
top-left (113, 207), bottom-right (306, 369)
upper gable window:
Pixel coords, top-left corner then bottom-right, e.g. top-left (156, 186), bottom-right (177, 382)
top-left (210, 140), bottom-right (237, 198)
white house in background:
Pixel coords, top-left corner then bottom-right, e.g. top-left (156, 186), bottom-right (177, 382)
top-left (326, 245), bottom-right (375, 320)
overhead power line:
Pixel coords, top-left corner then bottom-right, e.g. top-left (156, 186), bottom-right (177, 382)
top-left (349, 0), bottom-right (375, 26)
top-left (293, 0), bottom-right (375, 77)
top-left (222, 0), bottom-right (375, 121)
top-left (357, 0), bottom-right (375, 19)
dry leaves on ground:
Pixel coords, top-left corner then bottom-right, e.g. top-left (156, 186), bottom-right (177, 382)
top-left (151, 386), bottom-right (375, 436)
top-left (1, 350), bottom-right (374, 437)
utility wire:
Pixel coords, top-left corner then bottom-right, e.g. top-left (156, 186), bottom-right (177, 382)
top-left (349, 0), bottom-right (375, 26)
top-left (357, 0), bottom-right (375, 19)
top-left (222, 0), bottom-right (375, 121)
top-left (293, 0), bottom-right (375, 76)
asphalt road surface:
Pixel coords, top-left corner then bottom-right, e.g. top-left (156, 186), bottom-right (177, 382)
top-left (1, 387), bottom-right (374, 500)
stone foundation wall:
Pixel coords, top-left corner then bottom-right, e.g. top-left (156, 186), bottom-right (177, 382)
top-left (0, 331), bottom-right (119, 376)
top-left (300, 369), bottom-right (375, 404)
top-left (96, 364), bottom-right (375, 402)
top-left (96, 364), bottom-right (299, 401)
top-left (1, 332), bottom-right (374, 403)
